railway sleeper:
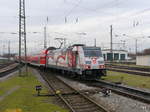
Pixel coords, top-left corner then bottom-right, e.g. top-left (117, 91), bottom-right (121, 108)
top-left (75, 107), bottom-right (101, 112)
top-left (71, 103), bottom-right (97, 109)
top-left (70, 102), bottom-right (93, 106)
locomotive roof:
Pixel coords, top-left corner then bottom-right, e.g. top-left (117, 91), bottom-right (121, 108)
top-left (72, 44), bottom-right (85, 47)
top-left (47, 47), bottom-right (56, 50)
top-left (83, 46), bottom-right (101, 50)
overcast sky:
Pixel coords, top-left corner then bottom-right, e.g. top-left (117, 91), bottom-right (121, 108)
top-left (0, 0), bottom-right (150, 54)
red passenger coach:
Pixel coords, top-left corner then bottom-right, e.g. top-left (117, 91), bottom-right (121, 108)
top-left (29, 47), bottom-right (56, 67)
top-left (29, 50), bottom-right (47, 67)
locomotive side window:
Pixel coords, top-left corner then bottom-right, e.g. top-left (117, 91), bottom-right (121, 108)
top-left (83, 47), bottom-right (102, 57)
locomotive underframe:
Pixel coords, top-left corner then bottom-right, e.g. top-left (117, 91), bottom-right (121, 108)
top-left (83, 69), bottom-right (106, 79)
top-left (47, 64), bottom-right (106, 79)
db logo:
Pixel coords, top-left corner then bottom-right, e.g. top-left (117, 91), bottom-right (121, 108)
top-left (92, 58), bottom-right (97, 64)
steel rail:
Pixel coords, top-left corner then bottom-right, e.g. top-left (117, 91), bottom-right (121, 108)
top-left (39, 70), bottom-right (109, 112)
top-left (56, 74), bottom-right (109, 112)
top-left (0, 63), bottom-right (20, 77)
top-left (108, 67), bottom-right (150, 76)
top-left (0, 62), bottom-right (15, 69)
top-left (88, 80), bottom-right (150, 104)
top-left (107, 64), bottom-right (150, 76)
top-left (40, 73), bottom-right (76, 112)
top-left (106, 64), bottom-right (150, 72)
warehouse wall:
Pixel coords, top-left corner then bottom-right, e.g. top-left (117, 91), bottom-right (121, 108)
top-left (102, 50), bottom-right (128, 61)
top-left (136, 55), bottom-right (150, 66)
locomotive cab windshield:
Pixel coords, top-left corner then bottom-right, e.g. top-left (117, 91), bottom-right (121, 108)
top-left (83, 47), bottom-right (102, 57)
top-left (82, 46), bottom-right (106, 79)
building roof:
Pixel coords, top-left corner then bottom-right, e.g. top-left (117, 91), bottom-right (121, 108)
top-left (0, 57), bottom-right (8, 59)
top-left (102, 49), bottom-right (128, 52)
top-left (137, 54), bottom-right (150, 57)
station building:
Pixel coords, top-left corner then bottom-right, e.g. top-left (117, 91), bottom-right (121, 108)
top-left (136, 55), bottom-right (150, 66)
top-left (0, 57), bottom-right (8, 60)
top-left (102, 49), bottom-right (128, 61)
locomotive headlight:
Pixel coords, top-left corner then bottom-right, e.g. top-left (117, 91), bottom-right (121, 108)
top-left (85, 61), bottom-right (91, 64)
top-left (85, 65), bottom-right (91, 69)
top-left (98, 61), bottom-right (104, 64)
top-left (99, 65), bottom-right (105, 69)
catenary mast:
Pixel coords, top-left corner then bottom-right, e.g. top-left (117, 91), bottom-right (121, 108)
top-left (19, 0), bottom-right (28, 76)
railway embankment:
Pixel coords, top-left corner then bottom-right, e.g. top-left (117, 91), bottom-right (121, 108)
top-left (103, 71), bottom-right (150, 90)
top-left (0, 68), bottom-right (68, 112)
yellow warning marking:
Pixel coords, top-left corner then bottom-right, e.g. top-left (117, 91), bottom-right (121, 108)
top-left (5, 109), bottom-right (22, 112)
top-left (56, 90), bottom-right (61, 94)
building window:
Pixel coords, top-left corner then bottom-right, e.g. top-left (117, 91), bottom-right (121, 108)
top-left (103, 54), bottom-right (106, 60)
top-left (114, 53), bottom-right (119, 60)
top-left (107, 53), bottom-right (113, 61)
top-left (120, 54), bottom-right (125, 60)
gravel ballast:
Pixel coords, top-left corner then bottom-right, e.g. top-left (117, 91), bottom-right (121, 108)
top-left (58, 76), bottom-right (150, 112)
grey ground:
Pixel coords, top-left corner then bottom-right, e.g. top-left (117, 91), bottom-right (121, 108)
top-left (9, 68), bottom-right (149, 112)
top-left (58, 76), bottom-right (150, 112)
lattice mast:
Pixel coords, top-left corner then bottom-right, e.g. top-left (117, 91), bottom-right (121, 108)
top-left (19, 0), bottom-right (28, 75)
top-left (44, 17), bottom-right (49, 49)
top-left (44, 26), bottom-right (47, 49)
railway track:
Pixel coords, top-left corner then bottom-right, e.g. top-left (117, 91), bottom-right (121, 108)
top-left (0, 63), bottom-right (20, 77)
top-left (108, 64), bottom-right (150, 72)
top-left (0, 62), bottom-right (15, 69)
top-left (107, 67), bottom-right (150, 76)
top-left (39, 70), bottom-right (110, 112)
top-left (86, 80), bottom-right (150, 104)
top-left (107, 65), bottom-right (150, 76)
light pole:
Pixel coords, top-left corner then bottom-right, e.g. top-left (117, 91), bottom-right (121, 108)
top-left (122, 34), bottom-right (141, 55)
top-left (121, 34), bottom-right (150, 55)
top-left (120, 40), bottom-right (126, 50)
top-left (8, 41), bottom-right (10, 61)
top-left (94, 38), bottom-right (96, 47)
top-left (3, 45), bottom-right (5, 57)
top-left (110, 25), bottom-right (113, 61)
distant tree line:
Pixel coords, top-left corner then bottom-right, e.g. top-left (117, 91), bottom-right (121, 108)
top-left (1, 53), bottom-right (17, 58)
top-left (137, 48), bottom-right (150, 55)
